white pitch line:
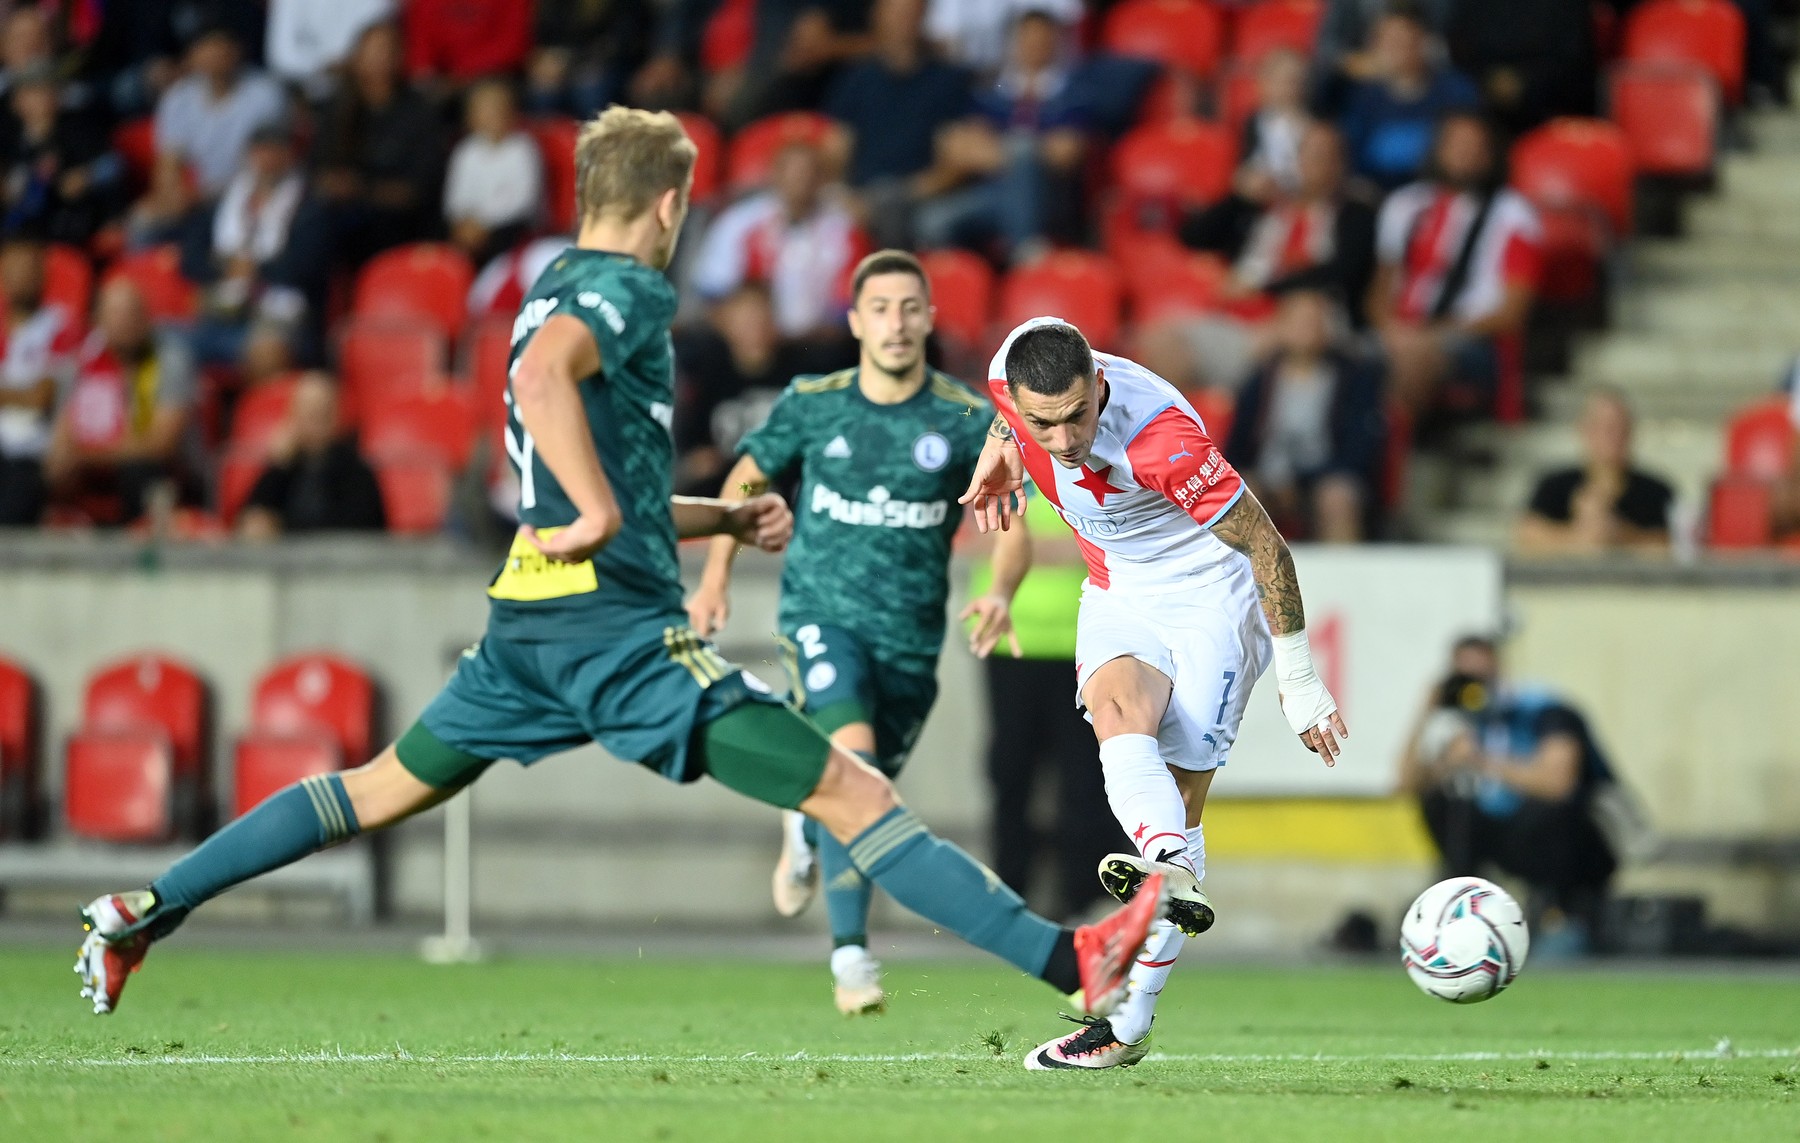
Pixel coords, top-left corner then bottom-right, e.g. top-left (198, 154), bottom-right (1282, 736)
top-left (2, 1047), bottom-right (1795, 1068)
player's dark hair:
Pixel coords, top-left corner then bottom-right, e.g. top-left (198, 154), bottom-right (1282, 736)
top-left (851, 249), bottom-right (930, 303)
top-left (1004, 323), bottom-right (1094, 397)
top-left (1452, 633), bottom-right (1498, 658)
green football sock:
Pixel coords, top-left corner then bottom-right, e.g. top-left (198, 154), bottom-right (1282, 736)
top-left (808, 751), bottom-right (878, 951)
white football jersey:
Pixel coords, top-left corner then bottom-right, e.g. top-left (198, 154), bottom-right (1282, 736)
top-left (988, 318), bottom-right (1251, 594)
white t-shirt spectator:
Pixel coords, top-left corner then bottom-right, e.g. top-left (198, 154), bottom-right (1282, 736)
top-left (266, 0), bottom-right (398, 98)
top-left (926, 0), bottom-right (1083, 75)
top-left (153, 70), bottom-right (288, 197)
top-left (443, 131), bottom-right (543, 231)
top-left (1376, 183), bottom-right (1542, 324)
top-left (0, 303), bottom-right (77, 459)
top-left (689, 191), bottom-right (866, 338)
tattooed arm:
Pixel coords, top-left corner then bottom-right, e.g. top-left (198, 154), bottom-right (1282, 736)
top-left (959, 412), bottom-right (1027, 533)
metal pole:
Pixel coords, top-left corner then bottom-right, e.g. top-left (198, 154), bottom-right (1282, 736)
top-left (419, 790), bottom-right (484, 963)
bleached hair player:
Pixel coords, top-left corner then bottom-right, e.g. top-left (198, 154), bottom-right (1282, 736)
top-left (958, 318), bottom-right (1348, 1070)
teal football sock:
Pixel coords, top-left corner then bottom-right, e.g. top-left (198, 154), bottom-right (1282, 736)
top-left (846, 807), bottom-right (1062, 980)
top-left (817, 829), bottom-right (873, 950)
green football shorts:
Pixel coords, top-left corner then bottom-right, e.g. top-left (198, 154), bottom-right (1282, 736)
top-left (777, 622), bottom-right (939, 776)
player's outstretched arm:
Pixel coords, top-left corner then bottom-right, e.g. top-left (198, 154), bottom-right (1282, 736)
top-left (684, 453), bottom-right (777, 636)
top-left (958, 413), bottom-right (1027, 533)
top-left (1210, 491), bottom-right (1349, 763)
top-left (960, 510), bottom-right (1031, 659)
top-left (513, 314), bottom-right (622, 563)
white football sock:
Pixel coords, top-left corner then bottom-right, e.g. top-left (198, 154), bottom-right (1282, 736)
top-left (830, 944), bottom-right (871, 978)
top-left (1111, 824), bottom-right (1207, 1044)
top-left (1098, 734), bottom-right (1195, 874)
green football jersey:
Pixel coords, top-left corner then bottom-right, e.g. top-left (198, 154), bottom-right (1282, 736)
top-left (739, 367), bottom-right (991, 668)
top-left (486, 249), bottom-right (683, 642)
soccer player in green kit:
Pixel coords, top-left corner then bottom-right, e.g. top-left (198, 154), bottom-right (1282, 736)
top-left (74, 108), bottom-right (1165, 1024)
top-left (687, 250), bottom-right (1009, 1014)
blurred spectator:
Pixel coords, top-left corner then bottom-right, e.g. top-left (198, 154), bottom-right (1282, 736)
top-left (526, 0), bottom-right (655, 118)
top-left (1445, 0), bottom-right (1596, 135)
top-left (1338, 4), bottom-right (1477, 192)
top-left (0, 66), bottom-right (123, 245)
top-left (822, 0), bottom-right (977, 249)
top-left (1239, 49), bottom-right (1313, 196)
top-left (925, 0), bottom-right (1082, 77)
top-left (443, 79), bottom-right (541, 267)
top-left (468, 234), bottom-right (569, 322)
top-left (1369, 113), bottom-right (1539, 415)
top-left (1515, 387), bottom-right (1673, 555)
top-left (912, 6), bottom-right (1090, 260)
top-left (265, 0), bottom-right (398, 102)
top-left (315, 22), bottom-right (447, 263)
top-left (45, 278), bottom-right (197, 523)
top-left (1310, 0), bottom-right (1454, 115)
top-left (151, 23), bottom-right (287, 202)
top-left (1223, 289), bottom-right (1386, 542)
top-left (239, 371), bottom-right (385, 538)
top-left (0, 7), bottom-right (60, 105)
top-left (1399, 634), bottom-right (1618, 952)
top-left (671, 283), bottom-right (811, 495)
top-left (0, 239), bottom-right (77, 525)
top-left (405, 0), bottom-right (533, 90)
top-left (83, 1), bottom-right (185, 118)
top-left (690, 140), bottom-right (865, 340)
top-left (179, 124), bottom-right (330, 369)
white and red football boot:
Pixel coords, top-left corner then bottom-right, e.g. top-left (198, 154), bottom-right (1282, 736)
top-left (1070, 871), bottom-right (1166, 1018)
top-left (75, 891), bottom-right (157, 1015)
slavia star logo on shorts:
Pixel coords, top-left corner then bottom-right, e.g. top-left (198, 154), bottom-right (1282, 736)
top-left (1075, 463), bottom-right (1123, 505)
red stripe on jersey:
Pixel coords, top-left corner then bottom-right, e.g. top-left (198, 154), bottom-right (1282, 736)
top-left (1399, 190), bottom-right (1456, 322)
top-left (1125, 406), bottom-right (1244, 527)
top-left (1499, 227), bottom-right (1541, 288)
top-left (989, 375), bottom-right (1110, 587)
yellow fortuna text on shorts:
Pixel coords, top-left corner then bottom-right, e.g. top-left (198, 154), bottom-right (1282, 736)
top-left (487, 527), bottom-right (601, 601)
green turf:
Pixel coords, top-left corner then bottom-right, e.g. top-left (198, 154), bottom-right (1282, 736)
top-left (1, 947), bottom-right (1794, 1142)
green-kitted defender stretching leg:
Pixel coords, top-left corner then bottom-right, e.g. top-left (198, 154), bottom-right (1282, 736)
top-left (75, 107), bottom-right (1164, 1021)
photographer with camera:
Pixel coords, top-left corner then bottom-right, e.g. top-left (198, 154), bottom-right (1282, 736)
top-left (1398, 634), bottom-right (1622, 956)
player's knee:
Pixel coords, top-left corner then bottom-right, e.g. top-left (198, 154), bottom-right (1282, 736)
top-left (801, 748), bottom-right (898, 842)
top-left (1090, 692), bottom-right (1162, 739)
top-left (341, 747), bottom-right (444, 830)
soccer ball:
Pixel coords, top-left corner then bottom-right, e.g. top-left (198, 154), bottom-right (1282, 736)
top-left (1400, 877), bottom-right (1530, 1003)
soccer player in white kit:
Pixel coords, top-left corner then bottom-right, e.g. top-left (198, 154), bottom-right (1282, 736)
top-left (959, 318), bottom-right (1349, 1070)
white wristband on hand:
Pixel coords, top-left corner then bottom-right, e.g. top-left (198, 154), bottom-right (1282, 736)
top-left (1271, 629), bottom-right (1338, 737)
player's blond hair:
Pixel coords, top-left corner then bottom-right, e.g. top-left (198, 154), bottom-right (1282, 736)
top-left (573, 106), bottom-right (697, 226)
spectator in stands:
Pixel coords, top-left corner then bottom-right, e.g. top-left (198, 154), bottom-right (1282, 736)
top-left (314, 22), bottom-right (447, 264)
top-left (1515, 387), bottom-right (1673, 555)
top-left (0, 239), bottom-right (77, 525)
top-left (443, 79), bottom-right (542, 268)
top-left (525, 0), bottom-right (655, 118)
top-left (925, 0), bottom-right (1082, 77)
top-left (1310, 0), bottom-right (1455, 116)
top-left (1400, 634), bottom-right (1619, 953)
top-left (467, 233), bottom-right (570, 323)
top-left (84, 1), bottom-right (185, 118)
top-left (910, 6), bottom-right (1091, 260)
top-left (265, 0), bottom-right (398, 103)
top-left (0, 66), bottom-right (124, 246)
top-left (1240, 49), bottom-right (1313, 197)
top-left (1369, 113), bottom-right (1540, 416)
top-left (179, 124), bottom-right (330, 370)
top-left (822, 0), bottom-right (979, 250)
top-left (150, 23), bottom-right (287, 204)
top-left (1337, 3), bottom-right (1478, 192)
top-left (0, 7), bottom-right (59, 105)
top-left (238, 371), bottom-right (385, 538)
top-left (45, 278), bottom-right (197, 523)
top-left (1223, 289), bottom-right (1386, 542)
top-left (690, 139), bottom-right (865, 342)
top-left (1445, 0), bottom-right (1597, 136)
top-left (404, 0), bottom-right (533, 93)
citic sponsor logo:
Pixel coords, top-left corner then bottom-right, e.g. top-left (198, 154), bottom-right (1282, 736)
top-left (811, 483), bottom-right (948, 529)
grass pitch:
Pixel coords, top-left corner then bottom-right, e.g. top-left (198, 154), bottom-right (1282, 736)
top-left (1, 945), bottom-right (1795, 1141)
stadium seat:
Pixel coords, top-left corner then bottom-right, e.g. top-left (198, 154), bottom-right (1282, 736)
top-left (526, 116), bottom-right (579, 233)
top-left (64, 729), bottom-right (174, 842)
top-left (465, 315), bottom-right (513, 428)
top-left (218, 450), bottom-right (266, 525)
top-left (1126, 241), bottom-right (1231, 324)
top-left (44, 243), bottom-right (93, 322)
top-left (675, 111), bottom-right (724, 204)
top-left (1110, 119), bottom-right (1239, 218)
top-left (1532, 204), bottom-right (1610, 304)
top-left (227, 374), bottom-right (302, 457)
top-left (726, 112), bottom-right (833, 194)
top-left (338, 320), bottom-right (448, 413)
top-left (917, 249), bottom-right (995, 349)
top-left (375, 455), bottom-right (454, 534)
top-left (250, 653), bottom-right (377, 766)
top-left (1724, 397), bottom-right (1796, 480)
top-left (1609, 64), bottom-right (1719, 178)
top-left (360, 387), bottom-right (479, 470)
top-left (1214, 62), bottom-right (1262, 136)
top-left (83, 654), bottom-right (209, 780)
top-left (351, 244), bottom-right (475, 339)
top-left (1707, 476), bottom-right (1774, 548)
top-left (1229, 0), bottom-right (1324, 63)
top-left (1622, 0), bottom-right (1745, 105)
top-left (1509, 118), bottom-right (1635, 239)
top-left (104, 246), bottom-right (196, 322)
top-left (1103, 0), bottom-right (1227, 79)
top-left (112, 117), bottom-right (156, 194)
top-left (0, 656), bottom-right (40, 839)
top-left (1186, 385), bottom-right (1233, 447)
top-left (998, 252), bottom-right (1124, 349)
top-left (232, 733), bottom-right (346, 818)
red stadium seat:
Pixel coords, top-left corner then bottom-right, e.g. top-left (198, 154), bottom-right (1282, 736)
top-left (1532, 204), bottom-right (1610, 304)
top-left (351, 244), bottom-right (475, 339)
top-left (526, 116), bottom-right (580, 233)
top-left (83, 654), bottom-right (209, 779)
top-left (1126, 242), bottom-right (1231, 324)
top-left (104, 246), bottom-right (196, 322)
top-left (338, 320), bottom-right (448, 413)
top-left (0, 656), bottom-right (39, 838)
top-left (1623, 0), bottom-right (1745, 104)
top-left (64, 729), bottom-right (173, 842)
top-left (465, 315), bottom-right (513, 428)
top-left (44, 243), bottom-right (93, 323)
top-left (375, 455), bottom-right (454, 534)
top-left (1724, 397), bottom-right (1796, 480)
top-left (1707, 476), bottom-right (1774, 548)
top-left (231, 732), bottom-right (343, 818)
top-left (1214, 62), bottom-right (1262, 136)
top-left (675, 111), bottom-right (724, 204)
top-left (998, 252), bottom-right (1125, 350)
top-left (227, 374), bottom-right (301, 457)
top-left (1229, 0), bottom-right (1324, 63)
top-left (1510, 118), bottom-right (1635, 238)
top-left (726, 112), bottom-right (833, 194)
top-left (918, 248), bottom-right (995, 348)
top-left (1609, 63), bottom-right (1719, 177)
top-left (218, 449), bottom-right (266, 524)
top-left (1185, 385), bottom-right (1234, 447)
top-left (250, 653), bottom-right (377, 766)
top-left (1103, 0), bottom-right (1227, 78)
top-left (1111, 119), bottom-right (1239, 216)
top-left (112, 117), bottom-right (156, 195)
top-left (360, 387), bottom-right (479, 470)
